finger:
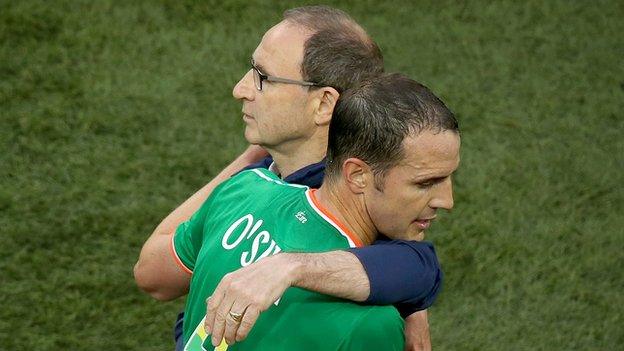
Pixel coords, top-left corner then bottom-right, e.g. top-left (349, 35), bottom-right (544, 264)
top-left (203, 296), bottom-right (213, 334)
top-left (223, 303), bottom-right (248, 345)
top-left (236, 306), bottom-right (261, 342)
top-left (204, 283), bottom-right (226, 334)
top-left (211, 292), bottom-right (236, 347)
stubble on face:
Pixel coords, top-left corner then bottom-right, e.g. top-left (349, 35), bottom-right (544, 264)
top-left (364, 130), bottom-right (461, 241)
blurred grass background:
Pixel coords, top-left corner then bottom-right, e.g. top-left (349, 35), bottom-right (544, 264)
top-left (1, 0), bottom-right (622, 349)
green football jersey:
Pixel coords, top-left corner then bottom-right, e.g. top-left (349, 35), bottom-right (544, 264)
top-left (172, 168), bottom-right (404, 351)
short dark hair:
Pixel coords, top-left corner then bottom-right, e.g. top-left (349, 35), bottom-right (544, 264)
top-left (326, 73), bottom-right (460, 186)
top-left (283, 6), bottom-right (384, 93)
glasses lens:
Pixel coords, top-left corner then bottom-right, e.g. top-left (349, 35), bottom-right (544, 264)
top-left (252, 67), bottom-right (261, 91)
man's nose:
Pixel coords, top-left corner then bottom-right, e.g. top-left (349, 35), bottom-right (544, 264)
top-left (233, 70), bottom-right (255, 101)
top-left (430, 177), bottom-right (454, 211)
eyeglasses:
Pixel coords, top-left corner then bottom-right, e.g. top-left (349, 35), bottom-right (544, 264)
top-left (250, 58), bottom-right (318, 91)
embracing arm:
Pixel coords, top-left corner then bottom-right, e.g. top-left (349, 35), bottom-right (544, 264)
top-left (288, 251), bottom-right (370, 300)
top-left (133, 145), bottom-right (268, 300)
top-left (203, 251), bottom-right (366, 347)
top-left (348, 240), bottom-right (442, 310)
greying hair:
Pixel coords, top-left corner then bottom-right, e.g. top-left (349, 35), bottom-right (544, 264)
top-left (283, 6), bottom-right (384, 93)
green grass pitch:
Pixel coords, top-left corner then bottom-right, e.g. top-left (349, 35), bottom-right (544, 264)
top-left (1, 0), bottom-right (622, 349)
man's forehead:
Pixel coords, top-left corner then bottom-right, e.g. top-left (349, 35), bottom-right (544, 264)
top-left (398, 131), bottom-right (461, 172)
top-left (404, 130), bottom-right (460, 155)
top-left (253, 21), bottom-right (311, 75)
top-left (262, 20), bottom-right (311, 44)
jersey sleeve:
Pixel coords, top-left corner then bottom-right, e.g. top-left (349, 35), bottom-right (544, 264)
top-left (337, 307), bottom-right (404, 350)
top-left (171, 180), bottom-right (227, 272)
top-left (171, 201), bottom-right (212, 273)
top-left (348, 239), bottom-right (443, 317)
top-left (171, 171), bottom-right (271, 273)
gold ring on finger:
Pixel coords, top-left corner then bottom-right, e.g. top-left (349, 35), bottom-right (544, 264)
top-left (228, 311), bottom-right (243, 323)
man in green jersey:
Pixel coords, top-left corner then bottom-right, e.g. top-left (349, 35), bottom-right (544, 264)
top-left (174, 168), bottom-right (405, 350)
top-left (154, 73), bottom-right (460, 350)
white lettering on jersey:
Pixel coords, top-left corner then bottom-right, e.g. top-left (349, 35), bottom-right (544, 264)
top-left (221, 213), bottom-right (282, 267)
top-left (295, 211), bottom-right (307, 223)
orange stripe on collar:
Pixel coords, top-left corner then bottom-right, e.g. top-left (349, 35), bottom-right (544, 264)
top-left (308, 189), bottom-right (363, 248)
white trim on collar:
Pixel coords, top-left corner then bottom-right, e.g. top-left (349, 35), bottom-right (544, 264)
top-left (268, 161), bottom-right (280, 176)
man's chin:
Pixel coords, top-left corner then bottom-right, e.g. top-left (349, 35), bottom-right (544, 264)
top-left (406, 227), bottom-right (426, 241)
top-left (243, 129), bottom-right (260, 145)
top-left (392, 229), bottom-right (425, 242)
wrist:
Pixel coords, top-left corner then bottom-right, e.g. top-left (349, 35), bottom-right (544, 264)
top-left (278, 253), bottom-right (305, 287)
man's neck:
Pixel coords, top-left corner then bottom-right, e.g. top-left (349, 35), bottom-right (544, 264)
top-left (266, 136), bottom-right (327, 179)
top-left (314, 181), bottom-right (377, 246)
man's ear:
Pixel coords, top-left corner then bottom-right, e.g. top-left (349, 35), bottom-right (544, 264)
top-left (341, 158), bottom-right (373, 194)
top-left (313, 87), bottom-right (340, 126)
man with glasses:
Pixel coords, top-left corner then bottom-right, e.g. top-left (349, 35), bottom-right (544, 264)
top-left (135, 6), bottom-right (442, 350)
